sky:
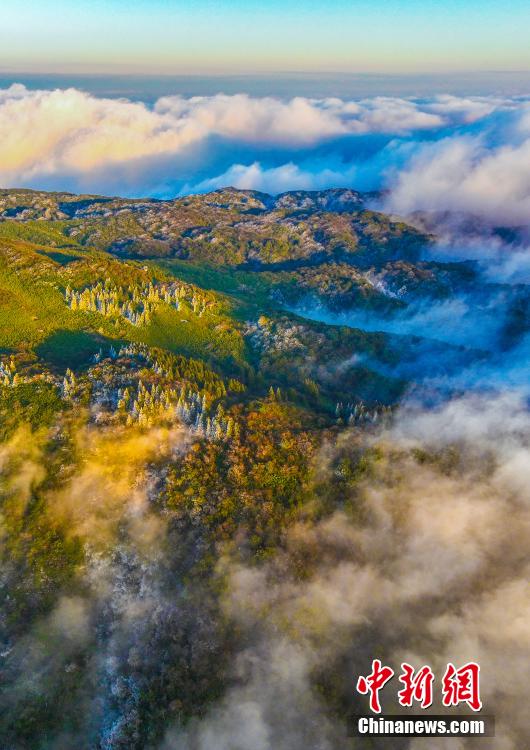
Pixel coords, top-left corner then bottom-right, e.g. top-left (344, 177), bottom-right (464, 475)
top-left (2, 0), bottom-right (530, 74)
top-left (1, 1), bottom-right (529, 218)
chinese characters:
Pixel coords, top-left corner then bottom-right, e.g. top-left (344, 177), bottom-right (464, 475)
top-left (356, 660), bottom-right (481, 714)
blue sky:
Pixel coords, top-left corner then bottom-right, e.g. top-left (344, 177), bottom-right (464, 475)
top-left (2, 0), bottom-right (530, 74)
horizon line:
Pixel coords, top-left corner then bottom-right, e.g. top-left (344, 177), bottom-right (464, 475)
top-left (2, 68), bottom-right (530, 79)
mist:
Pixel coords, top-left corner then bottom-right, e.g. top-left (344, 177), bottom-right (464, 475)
top-left (3, 384), bottom-right (529, 748)
top-left (162, 392), bottom-right (530, 750)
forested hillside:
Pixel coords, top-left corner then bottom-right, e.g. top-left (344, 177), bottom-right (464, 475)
top-left (0, 187), bottom-right (527, 749)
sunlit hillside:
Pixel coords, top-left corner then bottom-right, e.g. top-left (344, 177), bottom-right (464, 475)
top-left (0, 187), bottom-right (528, 749)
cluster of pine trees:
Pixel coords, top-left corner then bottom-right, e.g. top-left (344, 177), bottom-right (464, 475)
top-left (175, 392), bottom-right (237, 440)
top-left (60, 367), bottom-right (78, 399)
top-left (64, 278), bottom-right (215, 327)
top-left (90, 344), bottom-right (238, 439)
top-left (117, 343), bottom-right (241, 402)
top-left (335, 400), bottom-right (392, 425)
top-left (115, 379), bottom-right (236, 440)
top-left (0, 357), bottom-right (18, 387)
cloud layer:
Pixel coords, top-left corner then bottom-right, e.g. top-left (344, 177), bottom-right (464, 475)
top-left (2, 83), bottom-right (530, 228)
top-left (163, 392), bottom-right (530, 750)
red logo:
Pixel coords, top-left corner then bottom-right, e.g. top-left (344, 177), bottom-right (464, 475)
top-left (442, 662), bottom-right (482, 712)
top-left (356, 659), bottom-right (395, 714)
top-left (356, 660), bottom-right (482, 714)
top-left (398, 662), bottom-right (435, 708)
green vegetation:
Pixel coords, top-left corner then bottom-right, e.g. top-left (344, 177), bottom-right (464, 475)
top-left (1, 187), bottom-right (486, 749)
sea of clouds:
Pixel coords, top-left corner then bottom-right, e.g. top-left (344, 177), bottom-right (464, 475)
top-left (2, 83), bottom-right (530, 749)
top-left (1, 83), bottom-right (530, 229)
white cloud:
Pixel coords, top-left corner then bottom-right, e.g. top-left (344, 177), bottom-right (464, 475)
top-left (385, 122), bottom-right (530, 226)
top-left (0, 86), bottom-right (451, 191)
top-left (424, 93), bottom-right (513, 123)
top-left (0, 83), bottom-right (529, 229)
top-left (155, 93), bottom-right (347, 143)
top-left (0, 85), bottom-right (199, 183)
top-left (0, 84), bottom-right (451, 194)
top-left (188, 160), bottom-right (360, 195)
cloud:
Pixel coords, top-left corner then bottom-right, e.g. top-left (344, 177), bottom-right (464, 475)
top-left (163, 391), bottom-right (530, 750)
top-left (423, 94), bottom-right (512, 124)
top-left (385, 127), bottom-right (530, 227)
top-left (3, 386), bottom-right (529, 748)
top-left (0, 419), bottom-right (193, 748)
top-left (154, 94), bottom-right (348, 143)
top-left (1, 83), bottom-right (529, 217)
top-left (189, 160), bottom-right (360, 194)
top-left (47, 423), bottom-right (189, 544)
